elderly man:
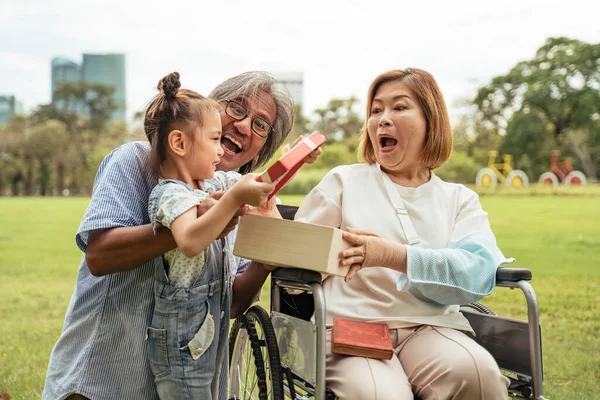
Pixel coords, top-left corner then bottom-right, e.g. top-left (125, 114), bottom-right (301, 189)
top-left (43, 71), bottom-right (321, 400)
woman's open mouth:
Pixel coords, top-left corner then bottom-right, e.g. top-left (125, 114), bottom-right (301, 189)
top-left (379, 135), bottom-right (398, 152)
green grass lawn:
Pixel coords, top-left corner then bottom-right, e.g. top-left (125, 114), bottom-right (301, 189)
top-left (1, 195), bottom-right (599, 399)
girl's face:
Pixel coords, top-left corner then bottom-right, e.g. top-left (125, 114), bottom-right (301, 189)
top-left (367, 80), bottom-right (427, 173)
top-left (189, 109), bottom-right (224, 181)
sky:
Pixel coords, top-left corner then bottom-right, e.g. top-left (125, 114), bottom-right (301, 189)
top-left (1, 0), bottom-right (599, 125)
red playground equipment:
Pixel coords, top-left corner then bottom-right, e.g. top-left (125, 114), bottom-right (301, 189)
top-left (538, 150), bottom-right (587, 187)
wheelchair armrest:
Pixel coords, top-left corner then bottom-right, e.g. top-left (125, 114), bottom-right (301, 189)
top-left (271, 267), bottom-right (322, 284)
top-left (496, 267), bottom-right (532, 282)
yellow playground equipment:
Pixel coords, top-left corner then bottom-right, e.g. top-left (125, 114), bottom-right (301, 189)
top-left (476, 151), bottom-right (529, 188)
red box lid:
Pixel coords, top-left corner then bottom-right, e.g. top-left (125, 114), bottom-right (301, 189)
top-left (257, 131), bottom-right (326, 200)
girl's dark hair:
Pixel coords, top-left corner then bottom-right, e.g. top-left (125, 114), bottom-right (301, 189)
top-left (144, 72), bottom-right (221, 177)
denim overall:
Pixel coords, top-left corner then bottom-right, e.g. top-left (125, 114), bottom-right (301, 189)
top-left (146, 237), bottom-right (233, 400)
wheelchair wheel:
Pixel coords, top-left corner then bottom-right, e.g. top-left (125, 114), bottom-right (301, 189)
top-left (461, 301), bottom-right (496, 315)
top-left (229, 305), bottom-right (285, 400)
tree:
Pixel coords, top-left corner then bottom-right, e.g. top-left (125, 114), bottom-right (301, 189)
top-left (0, 116), bottom-right (30, 195)
top-left (312, 97), bottom-right (364, 140)
top-left (452, 112), bottom-right (505, 167)
top-left (31, 81), bottom-right (124, 194)
top-left (27, 120), bottom-right (70, 195)
top-left (287, 104), bottom-right (312, 144)
top-left (473, 37), bottom-right (600, 180)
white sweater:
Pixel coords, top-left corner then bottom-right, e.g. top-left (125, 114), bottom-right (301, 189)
top-left (295, 163), bottom-right (511, 331)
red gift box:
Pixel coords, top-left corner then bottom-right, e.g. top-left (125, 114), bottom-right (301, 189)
top-left (257, 131), bottom-right (326, 200)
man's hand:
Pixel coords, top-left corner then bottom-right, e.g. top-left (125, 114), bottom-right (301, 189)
top-left (199, 191), bottom-right (246, 239)
top-left (284, 133), bottom-right (324, 164)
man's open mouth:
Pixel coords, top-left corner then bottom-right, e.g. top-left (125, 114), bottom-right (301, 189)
top-left (222, 135), bottom-right (243, 155)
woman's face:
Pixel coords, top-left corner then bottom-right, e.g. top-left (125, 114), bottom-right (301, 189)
top-left (367, 80), bottom-right (427, 173)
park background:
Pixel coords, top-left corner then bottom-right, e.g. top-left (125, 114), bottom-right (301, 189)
top-left (1, 0), bottom-right (600, 398)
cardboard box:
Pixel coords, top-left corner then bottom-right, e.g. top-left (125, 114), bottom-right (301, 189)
top-left (233, 214), bottom-right (351, 277)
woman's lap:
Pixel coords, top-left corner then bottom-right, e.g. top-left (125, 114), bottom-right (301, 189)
top-left (325, 329), bottom-right (412, 400)
top-left (326, 325), bottom-right (509, 400)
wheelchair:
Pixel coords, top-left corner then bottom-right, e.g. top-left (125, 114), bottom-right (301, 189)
top-left (228, 205), bottom-right (546, 400)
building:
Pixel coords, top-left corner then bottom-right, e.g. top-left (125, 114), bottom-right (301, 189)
top-left (50, 53), bottom-right (126, 120)
top-left (272, 72), bottom-right (304, 107)
top-left (51, 57), bottom-right (81, 100)
top-left (0, 95), bottom-right (16, 125)
top-left (82, 53), bottom-right (126, 120)
top-left (51, 57), bottom-right (82, 112)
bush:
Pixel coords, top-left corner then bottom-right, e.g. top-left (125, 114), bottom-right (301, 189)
top-left (279, 168), bottom-right (329, 195)
top-left (310, 141), bottom-right (359, 170)
top-left (435, 150), bottom-right (480, 184)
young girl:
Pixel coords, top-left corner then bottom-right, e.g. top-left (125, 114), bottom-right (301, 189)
top-left (143, 72), bottom-right (274, 399)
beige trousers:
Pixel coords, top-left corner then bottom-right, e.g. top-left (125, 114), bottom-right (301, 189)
top-left (326, 325), bottom-right (510, 400)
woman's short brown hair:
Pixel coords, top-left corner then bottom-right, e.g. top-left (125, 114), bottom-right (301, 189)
top-left (358, 69), bottom-right (453, 169)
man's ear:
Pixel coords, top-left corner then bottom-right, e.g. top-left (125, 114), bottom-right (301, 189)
top-left (167, 130), bottom-right (186, 156)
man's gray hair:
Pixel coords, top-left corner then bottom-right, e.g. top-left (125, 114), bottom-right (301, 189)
top-left (209, 71), bottom-right (295, 174)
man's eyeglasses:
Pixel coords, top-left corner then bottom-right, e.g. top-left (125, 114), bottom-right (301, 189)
top-left (223, 100), bottom-right (274, 138)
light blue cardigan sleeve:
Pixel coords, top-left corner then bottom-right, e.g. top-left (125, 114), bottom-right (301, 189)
top-left (398, 231), bottom-right (514, 305)
top-left (397, 187), bottom-right (514, 305)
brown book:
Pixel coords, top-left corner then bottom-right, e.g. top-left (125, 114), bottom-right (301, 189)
top-left (332, 318), bottom-right (394, 360)
top-left (233, 214), bottom-right (351, 277)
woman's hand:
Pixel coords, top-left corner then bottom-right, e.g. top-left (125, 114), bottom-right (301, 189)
top-left (339, 227), bottom-right (407, 281)
top-left (339, 228), bottom-right (380, 282)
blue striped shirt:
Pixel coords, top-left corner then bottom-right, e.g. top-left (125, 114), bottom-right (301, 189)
top-left (43, 141), bottom-right (250, 400)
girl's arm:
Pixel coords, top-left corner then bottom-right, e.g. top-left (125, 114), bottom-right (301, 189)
top-left (170, 192), bottom-right (242, 258)
top-left (87, 192), bottom-right (243, 276)
top-left (170, 175), bottom-right (273, 258)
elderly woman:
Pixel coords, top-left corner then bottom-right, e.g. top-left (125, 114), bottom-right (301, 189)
top-left (296, 69), bottom-right (511, 399)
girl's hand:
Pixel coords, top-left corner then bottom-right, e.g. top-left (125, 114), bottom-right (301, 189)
top-left (199, 191), bottom-right (245, 238)
top-left (246, 196), bottom-right (281, 218)
top-left (339, 227), bottom-right (381, 282)
top-left (231, 173), bottom-right (274, 207)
